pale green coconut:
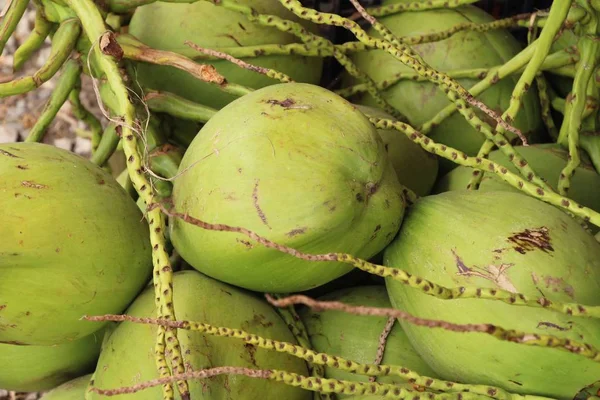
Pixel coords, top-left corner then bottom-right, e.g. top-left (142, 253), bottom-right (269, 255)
top-left (170, 83), bottom-right (406, 293)
top-left (384, 190), bottom-right (600, 399)
top-left (354, 105), bottom-right (438, 196)
top-left (346, 1), bottom-right (542, 173)
top-left (128, 0), bottom-right (323, 110)
top-left (0, 142), bottom-right (152, 345)
top-left (88, 270), bottom-right (311, 400)
top-left (299, 285), bottom-right (438, 398)
top-left (0, 328), bottom-right (104, 392)
top-left (40, 374), bottom-right (92, 400)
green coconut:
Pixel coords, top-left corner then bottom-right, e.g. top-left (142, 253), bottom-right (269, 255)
top-left (433, 143), bottom-right (600, 233)
top-left (346, 1), bottom-right (542, 173)
top-left (0, 142), bottom-right (152, 345)
top-left (0, 328), bottom-right (104, 392)
top-left (383, 190), bottom-right (600, 398)
top-left (170, 83), bottom-right (406, 293)
top-left (40, 374), bottom-right (92, 400)
top-left (354, 105), bottom-right (438, 196)
top-left (299, 285), bottom-right (438, 397)
top-left (128, 1), bottom-right (323, 110)
top-left (88, 270), bottom-right (310, 400)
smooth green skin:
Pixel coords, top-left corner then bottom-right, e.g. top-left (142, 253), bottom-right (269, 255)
top-left (383, 190), bottom-right (600, 399)
top-left (347, 2), bottom-right (542, 173)
top-left (354, 104), bottom-right (438, 196)
top-left (299, 285), bottom-right (438, 398)
top-left (433, 143), bottom-right (600, 232)
top-left (40, 374), bottom-right (92, 400)
top-left (0, 142), bottom-right (152, 345)
top-left (88, 270), bottom-right (311, 400)
top-left (0, 329), bottom-right (103, 392)
top-left (170, 83), bottom-right (406, 293)
top-left (128, 0), bottom-right (323, 110)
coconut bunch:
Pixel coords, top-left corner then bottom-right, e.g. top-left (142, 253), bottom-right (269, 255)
top-left (1, 1), bottom-right (600, 400)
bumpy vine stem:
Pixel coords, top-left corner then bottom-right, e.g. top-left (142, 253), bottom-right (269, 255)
top-left (13, 10), bottom-right (53, 71)
top-left (60, 1), bottom-right (189, 399)
top-left (25, 58), bottom-right (81, 143)
top-left (143, 90), bottom-right (217, 123)
top-left (85, 313), bottom-right (550, 400)
top-left (279, 0), bottom-right (523, 142)
top-left (185, 41), bottom-right (294, 83)
top-left (468, 0), bottom-right (573, 192)
top-left (0, 0), bottom-right (28, 54)
top-left (89, 364), bottom-right (514, 400)
top-left (153, 202), bottom-right (600, 318)
top-left (268, 293), bottom-right (332, 400)
top-left (361, 0), bottom-right (478, 17)
top-left (208, 0), bottom-right (403, 119)
top-left (0, 18), bottom-right (81, 98)
top-left (372, 116), bottom-right (600, 226)
top-left (338, 48), bottom-right (577, 99)
top-left (268, 295), bottom-right (600, 362)
top-left (558, 17), bottom-right (600, 196)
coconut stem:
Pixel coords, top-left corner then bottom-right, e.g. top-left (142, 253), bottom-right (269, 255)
top-left (143, 90), bottom-right (218, 123)
top-left (371, 116), bottom-right (600, 227)
top-left (25, 58), bottom-right (81, 143)
top-left (209, 0), bottom-right (403, 119)
top-left (0, 18), bottom-right (81, 98)
top-left (83, 313), bottom-right (527, 400)
top-left (12, 9), bottom-right (54, 72)
top-left (338, 48), bottom-right (576, 99)
top-left (361, 0), bottom-right (479, 18)
top-left (68, 83), bottom-right (104, 153)
top-left (60, 1), bottom-right (190, 399)
top-left (118, 35), bottom-right (254, 98)
top-left (152, 202), bottom-right (600, 321)
top-left (184, 40), bottom-right (294, 83)
top-left (269, 294), bottom-right (600, 363)
top-left (268, 293), bottom-right (333, 400)
top-left (558, 19), bottom-right (600, 195)
top-left (0, 0), bottom-right (29, 54)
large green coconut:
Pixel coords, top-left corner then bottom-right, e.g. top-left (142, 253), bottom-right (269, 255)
top-left (88, 270), bottom-right (311, 400)
top-left (433, 144), bottom-right (600, 233)
top-left (299, 285), bottom-right (438, 397)
top-left (383, 190), bottom-right (600, 398)
top-left (0, 328), bottom-right (104, 392)
top-left (346, 1), bottom-right (542, 173)
top-left (0, 142), bottom-right (152, 345)
top-left (128, 1), bottom-right (324, 110)
top-left (169, 83), bottom-right (406, 293)
top-left (355, 105), bottom-right (438, 196)
top-left (40, 374), bottom-right (92, 400)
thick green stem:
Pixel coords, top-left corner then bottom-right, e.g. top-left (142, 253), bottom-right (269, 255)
top-left (61, 0), bottom-right (189, 398)
top-left (0, 18), bottom-right (81, 98)
top-left (0, 0), bottom-right (29, 54)
top-left (68, 85), bottom-right (104, 152)
top-left (91, 124), bottom-right (120, 166)
top-left (13, 10), bottom-right (54, 71)
top-left (25, 59), bottom-right (81, 143)
top-left (144, 90), bottom-right (217, 123)
top-left (118, 35), bottom-right (254, 98)
top-left (558, 32), bottom-right (600, 195)
top-left (364, 0), bottom-right (478, 17)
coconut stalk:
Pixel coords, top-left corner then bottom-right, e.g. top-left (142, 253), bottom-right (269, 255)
top-left (2, 0), bottom-right (600, 399)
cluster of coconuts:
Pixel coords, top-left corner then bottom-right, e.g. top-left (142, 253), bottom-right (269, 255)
top-left (2, 0), bottom-right (600, 399)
